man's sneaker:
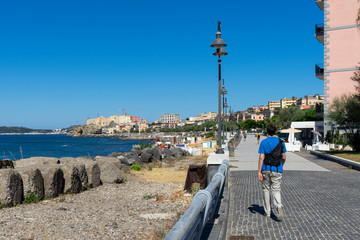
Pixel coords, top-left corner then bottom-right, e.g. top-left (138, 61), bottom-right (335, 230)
top-left (277, 206), bottom-right (284, 221)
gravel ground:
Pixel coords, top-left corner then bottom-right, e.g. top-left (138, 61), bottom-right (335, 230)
top-left (0, 173), bottom-right (192, 240)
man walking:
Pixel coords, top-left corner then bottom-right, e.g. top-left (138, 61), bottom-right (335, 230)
top-left (258, 123), bottom-right (287, 221)
top-left (256, 132), bottom-right (261, 144)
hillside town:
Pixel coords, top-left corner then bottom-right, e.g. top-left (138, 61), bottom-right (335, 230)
top-left (79, 94), bottom-right (324, 134)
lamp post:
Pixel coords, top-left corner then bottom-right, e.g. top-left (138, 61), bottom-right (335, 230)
top-left (222, 79), bottom-right (227, 143)
top-left (211, 21), bottom-right (227, 154)
top-left (224, 97), bottom-right (228, 140)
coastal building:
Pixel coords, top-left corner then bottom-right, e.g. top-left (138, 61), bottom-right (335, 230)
top-left (121, 125), bottom-right (132, 133)
top-left (141, 119), bottom-right (148, 124)
top-left (280, 97), bottom-right (297, 109)
top-left (296, 94), bottom-right (324, 109)
top-left (314, 0), bottom-right (360, 134)
top-left (253, 105), bottom-right (268, 113)
top-left (109, 115), bottom-right (131, 125)
top-left (96, 116), bottom-right (110, 126)
top-left (139, 124), bottom-right (149, 133)
top-left (195, 112), bottom-right (218, 122)
top-left (263, 110), bottom-right (274, 119)
top-left (130, 116), bottom-right (141, 123)
top-left (268, 101), bottom-right (281, 111)
top-left (160, 113), bottom-right (181, 124)
top-left (243, 113), bottom-right (264, 122)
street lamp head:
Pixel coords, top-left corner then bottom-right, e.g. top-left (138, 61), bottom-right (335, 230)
top-left (222, 85), bottom-right (228, 95)
top-left (213, 47), bottom-right (228, 57)
top-left (210, 21), bottom-right (227, 48)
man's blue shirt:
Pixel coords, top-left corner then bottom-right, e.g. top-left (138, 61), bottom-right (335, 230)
top-left (258, 136), bottom-right (287, 172)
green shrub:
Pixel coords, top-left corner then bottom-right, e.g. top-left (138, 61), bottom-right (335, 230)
top-left (191, 183), bottom-right (201, 195)
top-left (133, 141), bottom-right (154, 150)
top-left (142, 194), bottom-right (153, 200)
top-left (23, 192), bottom-right (39, 204)
top-left (130, 164), bottom-right (142, 171)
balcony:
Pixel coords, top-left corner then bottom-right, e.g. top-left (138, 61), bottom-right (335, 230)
top-left (315, 0), bottom-right (324, 10)
top-left (315, 63), bottom-right (324, 80)
top-left (315, 24), bottom-right (324, 43)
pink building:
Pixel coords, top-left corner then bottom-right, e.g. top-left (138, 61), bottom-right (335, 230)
top-left (315, 0), bottom-right (360, 133)
top-left (130, 116), bottom-right (140, 123)
top-left (253, 105), bottom-right (269, 113)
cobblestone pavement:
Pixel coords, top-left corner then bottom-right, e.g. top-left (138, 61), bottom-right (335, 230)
top-left (227, 135), bottom-right (360, 240)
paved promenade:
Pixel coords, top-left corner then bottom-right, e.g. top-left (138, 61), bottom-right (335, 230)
top-left (226, 135), bottom-right (360, 240)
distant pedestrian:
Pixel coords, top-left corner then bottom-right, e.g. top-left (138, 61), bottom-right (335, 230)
top-left (256, 132), bottom-right (261, 144)
top-left (243, 131), bottom-right (247, 141)
top-left (258, 123), bottom-right (287, 221)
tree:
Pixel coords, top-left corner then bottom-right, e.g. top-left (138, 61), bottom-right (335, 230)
top-left (328, 94), bottom-right (360, 151)
top-left (275, 106), bottom-right (302, 129)
top-left (295, 108), bottom-right (323, 121)
top-left (352, 67), bottom-right (360, 101)
top-left (357, 2), bottom-right (360, 25)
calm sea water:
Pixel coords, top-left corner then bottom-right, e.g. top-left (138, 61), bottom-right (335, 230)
top-left (0, 134), bottom-right (148, 160)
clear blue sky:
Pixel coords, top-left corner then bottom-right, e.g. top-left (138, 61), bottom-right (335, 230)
top-left (0, 0), bottom-right (324, 129)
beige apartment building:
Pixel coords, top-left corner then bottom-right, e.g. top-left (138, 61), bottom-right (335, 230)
top-left (243, 114), bottom-right (264, 122)
top-left (268, 101), bottom-right (281, 111)
top-left (139, 124), bottom-right (149, 132)
top-left (109, 115), bottom-right (131, 125)
top-left (280, 97), bottom-right (297, 108)
top-left (296, 94), bottom-right (324, 107)
top-left (195, 112), bottom-right (218, 122)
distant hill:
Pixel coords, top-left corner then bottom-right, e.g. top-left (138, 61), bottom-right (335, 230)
top-left (62, 125), bottom-right (81, 133)
top-left (0, 126), bottom-right (53, 134)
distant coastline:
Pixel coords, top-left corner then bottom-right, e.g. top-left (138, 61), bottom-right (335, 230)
top-left (0, 126), bottom-right (53, 134)
top-left (0, 132), bottom-right (63, 135)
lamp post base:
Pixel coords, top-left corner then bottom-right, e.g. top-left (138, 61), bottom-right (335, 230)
top-left (216, 148), bottom-right (225, 154)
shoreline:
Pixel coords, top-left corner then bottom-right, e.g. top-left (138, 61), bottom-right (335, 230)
top-left (72, 133), bottom-right (155, 141)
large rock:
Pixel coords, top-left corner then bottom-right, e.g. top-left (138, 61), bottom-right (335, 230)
top-left (131, 149), bottom-right (142, 156)
top-left (60, 164), bottom-right (82, 194)
top-left (117, 155), bottom-right (136, 166)
top-left (95, 156), bottom-right (121, 168)
top-left (123, 152), bottom-right (141, 164)
top-left (59, 158), bottom-right (89, 191)
top-left (98, 161), bottom-right (125, 184)
top-left (76, 158), bottom-right (101, 188)
top-left (140, 151), bottom-right (152, 163)
top-left (37, 165), bottom-right (65, 199)
top-left (15, 157), bottom-right (59, 168)
top-left (95, 156), bottom-right (124, 184)
top-left (16, 167), bottom-right (45, 201)
top-left (172, 148), bottom-right (183, 157)
top-left (162, 148), bottom-right (175, 158)
top-left (0, 169), bottom-right (24, 207)
top-left (149, 148), bottom-right (162, 161)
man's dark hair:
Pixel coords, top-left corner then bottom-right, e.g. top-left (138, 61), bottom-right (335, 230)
top-left (266, 123), bottom-right (277, 136)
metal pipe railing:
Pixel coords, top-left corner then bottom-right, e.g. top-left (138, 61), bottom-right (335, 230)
top-left (164, 159), bottom-right (229, 240)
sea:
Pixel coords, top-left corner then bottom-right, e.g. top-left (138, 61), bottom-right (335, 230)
top-left (0, 134), bottom-right (149, 160)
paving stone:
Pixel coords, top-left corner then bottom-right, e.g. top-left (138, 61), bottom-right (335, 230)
top-left (227, 135), bottom-right (360, 239)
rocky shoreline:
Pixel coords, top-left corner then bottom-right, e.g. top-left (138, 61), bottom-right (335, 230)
top-left (0, 174), bottom-right (192, 239)
top-left (71, 133), bottom-right (155, 140)
top-left (0, 146), bottom-right (193, 239)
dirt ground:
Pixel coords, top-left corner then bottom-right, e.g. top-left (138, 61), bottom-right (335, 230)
top-left (131, 155), bottom-right (208, 184)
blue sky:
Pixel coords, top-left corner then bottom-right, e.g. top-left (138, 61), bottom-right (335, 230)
top-left (0, 1), bottom-right (324, 129)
